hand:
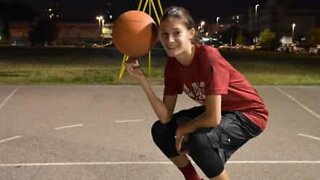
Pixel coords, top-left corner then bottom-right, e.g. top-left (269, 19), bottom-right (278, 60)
top-left (125, 57), bottom-right (146, 82)
top-left (175, 134), bottom-right (189, 154)
top-left (175, 123), bottom-right (194, 153)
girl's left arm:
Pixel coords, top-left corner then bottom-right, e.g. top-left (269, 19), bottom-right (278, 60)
top-left (176, 95), bottom-right (222, 136)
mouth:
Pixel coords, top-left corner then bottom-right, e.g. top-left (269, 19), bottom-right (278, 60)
top-left (166, 46), bottom-right (176, 51)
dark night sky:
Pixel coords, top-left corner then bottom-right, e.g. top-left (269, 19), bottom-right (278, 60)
top-left (3, 0), bottom-right (320, 22)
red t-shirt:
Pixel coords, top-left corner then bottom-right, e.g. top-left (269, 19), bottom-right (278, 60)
top-left (164, 44), bottom-right (268, 130)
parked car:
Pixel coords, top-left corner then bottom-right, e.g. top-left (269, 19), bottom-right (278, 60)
top-left (309, 45), bottom-right (320, 55)
top-left (277, 45), bottom-right (293, 53)
top-left (11, 40), bottom-right (24, 46)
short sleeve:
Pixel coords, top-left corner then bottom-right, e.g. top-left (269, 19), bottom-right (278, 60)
top-left (204, 49), bottom-right (230, 95)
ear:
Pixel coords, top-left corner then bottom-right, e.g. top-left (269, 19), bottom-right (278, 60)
top-left (189, 27), bottom-right (196, 39)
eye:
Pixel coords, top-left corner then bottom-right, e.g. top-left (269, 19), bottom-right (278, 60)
top-left (161, 32), bottom-right (169, 38)
top-left (173, 31), bottom-right (181, 36)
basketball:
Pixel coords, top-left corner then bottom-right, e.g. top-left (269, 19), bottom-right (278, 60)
top-left (112, 10), bottom-right (158, 57)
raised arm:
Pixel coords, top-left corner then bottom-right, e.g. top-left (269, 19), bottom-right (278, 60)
top-left (125, 58), bottom-right (177, 124)
top-left (139, 78), bottom-right (177, 123)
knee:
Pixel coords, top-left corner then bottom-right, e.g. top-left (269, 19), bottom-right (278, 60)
top-left (150, 120), bottom-right (178, 158)
top-left (189, 132), bottom-right (224, 178)
top-left (151, 120), bottom-right (175, 143)
top-left (151, 121), bottom-right (166, 140)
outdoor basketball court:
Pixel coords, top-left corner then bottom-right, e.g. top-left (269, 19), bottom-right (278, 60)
top-left (0, 85), bottom-right (319, 179)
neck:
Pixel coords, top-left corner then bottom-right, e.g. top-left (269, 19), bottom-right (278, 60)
top-left (176, 44), bottom-right (195, 66)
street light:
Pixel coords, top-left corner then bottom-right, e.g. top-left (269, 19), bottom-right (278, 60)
top-left (255, 4), bottom-right (260, 44)
top-left (96, 15), bottom-right (104, 45)
top-left (199, 20), bottom-right (206, 35)
top-left (292, 23), bottom-right (296, 43)
top-left (216, 17), bottom-right (220, 33)
top-left (255, 4), bottom-right (259, 16)
top-left (96, 15), bottom-right (104, 29)
top-left (200, 20), bottom-right (205, 31)
top-left (101, 19), bottom-right (105, 28)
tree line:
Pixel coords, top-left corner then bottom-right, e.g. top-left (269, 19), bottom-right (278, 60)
top-left (0, 2), bottom-right (59, 46)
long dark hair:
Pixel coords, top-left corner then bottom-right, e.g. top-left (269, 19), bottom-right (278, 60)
top-left (160, 6), bottom-right (195, 30)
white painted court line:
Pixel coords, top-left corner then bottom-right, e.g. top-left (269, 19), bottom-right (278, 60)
top-left (0, 161), bottom-right (319, 167)
top-left (298, 133), bottom-right (320, 141)
top-left (275, 87), bottom-right (320, 120)
top-left (0, 87), bottom-right (19, 112)
top-left (54, 124), bottom-right (84, 130)
top-left (228, 161), bottom-right (320, 164)
top-left (0, 136), bottom-right (22, 144)
top-left (115, 119), bottom-right (143, 123)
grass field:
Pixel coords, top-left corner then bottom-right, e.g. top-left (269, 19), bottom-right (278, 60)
top-left (0, 47), bottom-right (319, 85)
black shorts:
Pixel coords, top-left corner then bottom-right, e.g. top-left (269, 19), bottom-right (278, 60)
top-left (151, 106), bottom-right (262, 177)
top-left (175, 106), bottom-right (262, 163)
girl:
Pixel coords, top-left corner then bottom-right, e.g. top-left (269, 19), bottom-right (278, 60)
top-left (125, 6), bottom-right (268, 180)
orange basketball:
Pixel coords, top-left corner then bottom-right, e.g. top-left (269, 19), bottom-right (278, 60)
top-left (112, 10), bottom-right (158, 57)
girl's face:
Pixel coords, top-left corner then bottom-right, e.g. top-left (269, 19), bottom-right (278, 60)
top-left (159, 17), bottom-right (195, 58)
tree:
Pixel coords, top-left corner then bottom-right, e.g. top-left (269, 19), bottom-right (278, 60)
top-left (29, 18), bottom-right (59, 46)
top-left (259, 28), bottom-right (280, 50)
top-left (0, 2), bottom-right (38, 42)
top-left (235, 30), bottom-right (244, 45)
top-left (0, 19), bottom-right (10, 42)
top-left (307, 28), bottom-right (320, 46)
top-left (220, 26), bottom-right (240, 46)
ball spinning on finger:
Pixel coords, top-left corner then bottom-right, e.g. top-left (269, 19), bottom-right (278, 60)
top-left (112, 10), bottom-right (158, 57)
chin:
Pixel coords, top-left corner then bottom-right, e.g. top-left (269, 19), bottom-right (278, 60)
top-left (167, 47), bottom-right (184, 57)
top-left (165, 50), bottom-right (177, 57)
top-left (166, 52), bottom-right (176, 57)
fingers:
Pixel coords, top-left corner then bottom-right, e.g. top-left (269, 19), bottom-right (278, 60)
top-left (124, 58), bottom-right (146, 82)
top-left (125, 65), bottom-right (139, 73)
top-left (125, 58), bottom-right (140, 71)
top-left (175, 135), bottom-right (184, 152)
top-left (125, 64), bottom-right (135, 73)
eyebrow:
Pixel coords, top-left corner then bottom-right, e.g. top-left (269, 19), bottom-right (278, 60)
top-left (160, 27), bottom-right (181, 31)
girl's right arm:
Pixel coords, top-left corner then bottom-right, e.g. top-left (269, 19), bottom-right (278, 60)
top-left (140, 78), bottom-right (177, 123)
top-left (125, 58), bottom-right (177, 123)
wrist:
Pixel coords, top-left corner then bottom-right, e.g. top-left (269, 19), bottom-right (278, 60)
top-left (138, 76), bottom-right (149, 85)
top-left (186, 121), bottom-right (197, 133)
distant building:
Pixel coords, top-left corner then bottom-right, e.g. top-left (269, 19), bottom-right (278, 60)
top-left (248, 0), bottom-right (320, 39)
top-left (56, 21), bottom-right (101, 45)
top-left (9, 21), bottom-right (32, 45)
top-left (8, 20), bottom-right (106, 46)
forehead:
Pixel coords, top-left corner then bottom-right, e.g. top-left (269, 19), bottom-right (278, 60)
top-left (159, 17), bottom-right (188, 31)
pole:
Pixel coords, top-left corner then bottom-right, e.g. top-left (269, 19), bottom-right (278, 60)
top-left (255, 4), bottom-right (259, 45)
top-left (292, 23), bottom-right (296, 44)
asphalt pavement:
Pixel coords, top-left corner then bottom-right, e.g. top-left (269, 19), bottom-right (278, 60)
top-left (0, 85), bottom-right (319, 180)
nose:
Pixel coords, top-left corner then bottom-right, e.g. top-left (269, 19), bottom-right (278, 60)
top-left (168, 34), bottom-right (175, 43)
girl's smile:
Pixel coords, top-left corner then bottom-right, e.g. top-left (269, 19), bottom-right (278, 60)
top-left (159, 17), bottom-right (195, 64)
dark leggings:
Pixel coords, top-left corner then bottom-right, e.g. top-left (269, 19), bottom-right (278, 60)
top-left (151, 106), bottom-right (262, 178)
